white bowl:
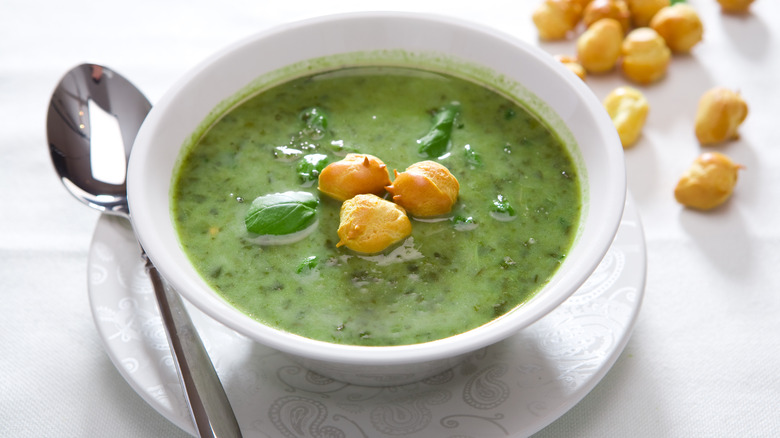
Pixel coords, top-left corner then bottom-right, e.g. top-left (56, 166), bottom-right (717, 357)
top-left (127, 12), bottom-right (625, 386)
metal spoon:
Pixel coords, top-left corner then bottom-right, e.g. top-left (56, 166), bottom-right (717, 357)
top-left (47, 64), bottom-right (242, 438)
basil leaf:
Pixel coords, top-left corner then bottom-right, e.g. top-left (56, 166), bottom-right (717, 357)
top-left (245, 191), bottom-right (318, 235)
top-left (417, 103), bottom-right (461, 158)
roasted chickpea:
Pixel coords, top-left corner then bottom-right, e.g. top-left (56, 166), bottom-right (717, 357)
top-left (694, 87), bottom-right (748, 145)
top-left (337, 194), bottom-right (412, 253)
top-left (717, 0), bottom-right (755, 13)
top-left (620, 27), bottom-right (671, 83)
top-left (603, 86), bottom-right (649, 148)
top-left (583, 0), bottom-right (631, 32)
top-left (318, 153), bottom-right (391, 201)
top-left (577, 18), bottom-right (624, 73)
top-left (626, 0), bottom-right (669, 27)
top-left (386, 161), bottom-right (459, 217)
top-left (533, 0), bottom-right (583, 40)
top-left (570, 0), bottom-right (594, 8)
top-left (650, 4), bottom-right (703, 52)
top-left (674, 152), bottom-right (743, 210)
top-left (555, 54), bottom-right (587, 80)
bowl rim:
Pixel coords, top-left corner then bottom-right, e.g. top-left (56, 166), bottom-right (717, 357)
top-left (128, 11), bottom-right (626, 367)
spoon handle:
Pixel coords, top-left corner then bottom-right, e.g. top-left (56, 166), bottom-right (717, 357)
top-left (143, 251), bottom-right (243, 438)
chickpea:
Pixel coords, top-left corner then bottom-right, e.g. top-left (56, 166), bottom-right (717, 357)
top-left (626, 0), bottom-right (669, 27)
top-left (717, 0), bottom-right (755, 14)
top-left (577, 18), bottom-right (624, 73)
top-left (603, 86), bottom-right (649, 148)
top-left (620, 27), bottom-right (671, 84)
top-left (570, 0), bottom-right (594, 9)
top-left (694, 87), bottom-right (749, 145)
top-left (386, 161), bottom-right (459, 217)
top-left (583, 0), bottom-right (631, 32)
top-left (674, 152), bottom-right (743, 210)
top-left (533, 0), bottom-right (583, 40)
top-left (555, 54), bottom-right (587, 80)
top-left (318, 153), bottom-right (391, 201)
top-left (337, 194), bottom-right (412, 253)
top-left (650, 4), bottom-right (703, 53)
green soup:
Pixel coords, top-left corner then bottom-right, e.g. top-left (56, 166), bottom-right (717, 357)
top-left (172, 66), bottom-right (581, 346)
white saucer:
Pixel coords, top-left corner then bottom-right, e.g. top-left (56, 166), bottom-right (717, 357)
top-left (88, 196), bottom-right (646, 438)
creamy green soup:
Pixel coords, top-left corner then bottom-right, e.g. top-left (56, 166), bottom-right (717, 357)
top-left (172, 66), bottom-right (581, 346)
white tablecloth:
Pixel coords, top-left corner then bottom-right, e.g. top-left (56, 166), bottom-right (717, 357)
top-left (2, 0), bottom-right (779, 436)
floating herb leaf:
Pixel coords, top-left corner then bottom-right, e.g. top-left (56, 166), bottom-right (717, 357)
top-left (452, 215), bottom-right (478, 231)
top-left (463, 144), bottom-right (483, 167)
top-left (417, 103), bottom-right (461, 158)
top-left (296, 255), bottom-right (319, 273)
top-left (300, 107), bottom-right (328, 131)
top-left (245, 191), bottom-right (318, 235)
top-left (297, 154), bottom-right (330, 185)
top-left (490, 194), bottom-right (517, 221)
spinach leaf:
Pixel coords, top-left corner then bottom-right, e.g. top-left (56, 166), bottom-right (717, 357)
top-left (490, 194), bottom-right (517, 221)
top-left (417, 103), bottom-right (461, 158)
top-left (245, 191), bottom-right (318, 235)
top-left (299, 107), bottom-right (328, 131)
top-left (464, 144), bottom-right (483, 167)
top-left (296, 255), bottom-right (319, 273)
top-left (297, 154), bottom-right (330, 184)
top-left (452, 215), bottom-right (478, 231)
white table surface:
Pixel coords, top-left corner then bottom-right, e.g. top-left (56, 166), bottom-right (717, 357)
top-left (2, 0), bottom-right (779, 436)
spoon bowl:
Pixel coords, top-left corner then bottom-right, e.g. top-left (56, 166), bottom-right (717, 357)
top-left (46, 64), bottom-right (242, 438)
top-left (47, 64), bottom-right (149, 217)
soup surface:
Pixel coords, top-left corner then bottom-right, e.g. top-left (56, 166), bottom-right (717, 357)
top-left (172, 66), bottom-right (581, 346)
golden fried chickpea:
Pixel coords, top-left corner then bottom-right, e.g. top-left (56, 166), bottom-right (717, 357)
top-left (386, 161), bottom-right (459, 217)
top-left (570, 0), bottom-right (594, 8)
top-left (603, 86), bottom-right (649, 148)
top-left (620, 27), bottom-right (671, 83)
top-left (577, 18), bottom-right (624, 73)
top-left (555, 55), bottom-right (587, 80)
top-left (583, 0), bottom-right (631, 32)
top-left (674, 152), bottom-right (743, 210)
top-left (694, 87), bottom-right (749, 145)
top-left (717, 0), bottom-right (755, 14)
top-left (650, 4), bottom-right (703, 53)
top-left (337, 194), bottom-right (412, 253)
top-left (626, 0), bottom-right (669, 27)
top-left (533, 0), bottom-right (583, 40)
top-left (318, 153), bottom-right (391, 201)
